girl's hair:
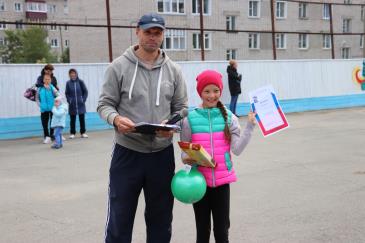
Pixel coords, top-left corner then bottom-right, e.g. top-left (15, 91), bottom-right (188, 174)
top-left (229, 59), bottom-right (236, 66)
top-left (217, 101), bottom-right (231, 143)
top-left (44, 64), bottom-right (54, 71)
top-left (68, 68), bottom-right (77, 74)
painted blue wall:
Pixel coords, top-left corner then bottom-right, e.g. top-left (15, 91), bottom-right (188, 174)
top-left (1, 93), bottom-right (364, 140)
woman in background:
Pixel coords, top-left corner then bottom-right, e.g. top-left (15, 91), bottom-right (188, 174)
top-left (65, 68), bottom-right (88, 139)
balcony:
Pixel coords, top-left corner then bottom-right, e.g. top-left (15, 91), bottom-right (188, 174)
top-left (25, 0), bottom-right (47, 20)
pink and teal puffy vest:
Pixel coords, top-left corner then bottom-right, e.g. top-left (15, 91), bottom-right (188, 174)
top-left (188, 107), bottom-right (237, 187)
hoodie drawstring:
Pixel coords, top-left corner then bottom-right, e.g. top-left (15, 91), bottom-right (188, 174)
top-left (128, 59), bottom-right (163, 107)
top-left (129, 59), bottom-right (139, 100)
top-left (155, 67), bottom-right (163, 106)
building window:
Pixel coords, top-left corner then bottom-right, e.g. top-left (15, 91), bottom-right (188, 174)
top-left (48, 4), bottom-right (56, 13)
top-left (298, 33), bottom-right (308, 49)
top-left (322, 34), bottom-right (331, 49)
top-left (0, 1), bottom-right (5, 11)
top-left (0, 37), bottom-right (6, 46)
top-left (226, 16), bottom-right (236, 31)
top-left (15, 20), bottom-right (23, 29)
top-left (14, 2), bottom-right (22, 12)
top-left (1, 56), bottom-right (6, 63)
top-left (275, 33), bottom-right (286, 49)
top-left (360, 35), bottom-right (363, 48)
top-left (299, 3), bottom-right (307, 19)
top-left (248, 33), bottom-right (260, 49)
top-left (323, 4), bottom-right (330, 20)
top-left (50, 23), bottom-right (57, 31)
top-left (64, 25), bottom-right (68, 31)
top-left (226, 49), bottom-right (237, 60)
top-left (192, 0), bottom-right (210, 15)
top-left (0, 23), bottom-right (7, 29)
top-left (362, 6), bottom-right (365, 21)
top-left (163, 29), bottom-right (186, 50)
top-left (276, 1), bottom-right (287, 19)
top-left (51, 39), bottom-right (59, 48)
top-left (342, 18), bottom-right (351, 33)
top-left (65, 39), bottom-right (70, 47)
top-left (341, 47), bottom-right (350, 59)
top-left (248, 0), bottom-right (260, 18)
top-left (344, 0), bottom-right (351, 4)
top-left (158, 0), bottom-right (185, 14)
top-left (27, 2), bottom-right (47, 12)
top-left (64, 0), bottom-right (68, 14)
top-left (192, 32), bottom-right (211, 50)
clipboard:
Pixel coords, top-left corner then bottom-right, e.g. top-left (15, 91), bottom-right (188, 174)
top-left (133, 122), bottom-right (181, 134)
top-left (178, 141), bottom-right (216, 168)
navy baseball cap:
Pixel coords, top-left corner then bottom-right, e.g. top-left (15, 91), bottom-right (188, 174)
top-left (137, 13), bottom-right (165, 30)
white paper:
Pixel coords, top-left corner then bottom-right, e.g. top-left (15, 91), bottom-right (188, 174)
top-left (249, 85), bottom-right (288, 136)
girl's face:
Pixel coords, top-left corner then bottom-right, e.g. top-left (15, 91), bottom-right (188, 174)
top-left (201, 84), bottom-right (221, 108)
top-left (69, 71), bottom-right (77, 80)
top-left (54, 99), bottom-right (60, 107)
top-left (43, 76), bottom-right (51, 85)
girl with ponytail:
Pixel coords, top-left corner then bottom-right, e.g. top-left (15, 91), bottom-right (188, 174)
top-left (180, 69), bottom-right (256, 243)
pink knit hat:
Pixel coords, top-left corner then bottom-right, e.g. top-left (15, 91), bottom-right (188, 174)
top-left (196, 70), bottom-right (223, 97)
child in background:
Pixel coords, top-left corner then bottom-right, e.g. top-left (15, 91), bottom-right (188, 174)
top-left (36, 74), bottom-right (59, 144)
top-left (51, 96), bottom-right (68, 149)
top-left (180, 70), bottom-right (256, 243)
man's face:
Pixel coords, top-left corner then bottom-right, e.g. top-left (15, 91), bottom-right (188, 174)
top-left (136, 27), bottom-right (164, 53)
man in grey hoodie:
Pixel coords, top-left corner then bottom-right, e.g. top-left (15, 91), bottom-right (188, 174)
top-left (97, 13), bottom-right (188, 243)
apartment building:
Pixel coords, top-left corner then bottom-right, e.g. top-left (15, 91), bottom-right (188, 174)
top-left (2, 1), bottom-right (364, 63)
top-left (0, 0), bottom-right (71, 63)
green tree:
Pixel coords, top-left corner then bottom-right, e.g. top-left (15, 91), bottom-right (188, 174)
top-left (0, 27), bottom-right (57, 63)
top-left (60, 47), bottom-right (70, 63)
top-left (0, 30), bottom-right (22, 63)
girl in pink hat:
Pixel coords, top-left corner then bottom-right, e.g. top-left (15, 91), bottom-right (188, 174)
top-left (180, 69), bottom-right (256, 243)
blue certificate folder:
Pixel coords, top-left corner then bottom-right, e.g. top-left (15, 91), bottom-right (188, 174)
top-left (133, 122), bottom-right (181, 134)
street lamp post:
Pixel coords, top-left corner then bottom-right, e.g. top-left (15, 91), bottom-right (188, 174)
top-left (105, 0), bottom-right (113, 62)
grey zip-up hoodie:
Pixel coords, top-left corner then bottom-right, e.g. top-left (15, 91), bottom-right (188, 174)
top-left (97, 45), bottom-right (188, 153)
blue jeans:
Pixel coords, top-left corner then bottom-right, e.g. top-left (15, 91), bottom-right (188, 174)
top-left (54, 127), bottom-right (63, 146)
top-left (229, 95), bottom-right (239, 115)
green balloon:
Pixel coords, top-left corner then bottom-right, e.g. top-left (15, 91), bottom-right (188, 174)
top-left (171, 167), bottom-right (207, 204)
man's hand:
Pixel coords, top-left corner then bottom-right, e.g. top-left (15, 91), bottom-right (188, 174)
top-left (156, 119), bottom-right (174, 138)
top-left (113, 115), bottom-right (135, 134)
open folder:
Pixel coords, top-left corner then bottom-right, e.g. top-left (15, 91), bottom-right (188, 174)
top-left (133, 122), bottom-right (181, 134)
top-left (178, 141), bottom-right (216, 168)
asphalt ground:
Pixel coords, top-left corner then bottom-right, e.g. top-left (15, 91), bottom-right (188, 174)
top-left (0, 107), bottom-right (364, 243)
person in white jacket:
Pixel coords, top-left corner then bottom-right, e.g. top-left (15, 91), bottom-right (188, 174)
top-left (51, 96), bottom-right (68, 149)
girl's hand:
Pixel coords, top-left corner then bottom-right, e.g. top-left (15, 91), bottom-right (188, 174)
top-left (182, 158), bottom-right (197, 165)
top-left (247, 111), bottom-right (256, 125)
